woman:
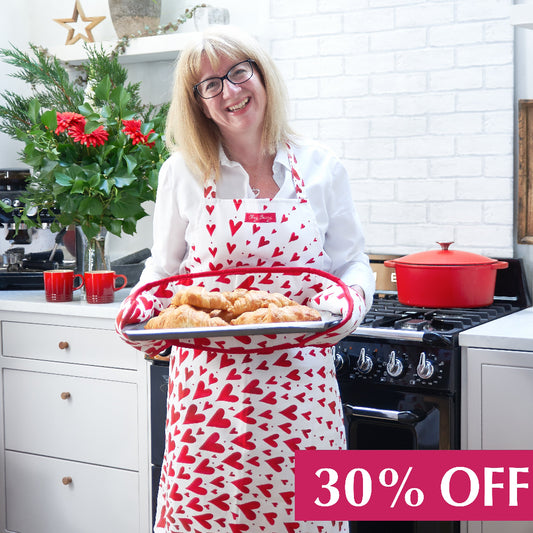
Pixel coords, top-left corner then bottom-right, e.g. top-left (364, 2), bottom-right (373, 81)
top-left (137, 26), bottom-right (375, 533)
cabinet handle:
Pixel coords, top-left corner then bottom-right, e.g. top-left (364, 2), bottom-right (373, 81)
top-left (58, 341), bottom-right (69, 350)
top-left (62, 476), bottom-right (72, 486)
top-left (60, 392), bottom-right (71, 400)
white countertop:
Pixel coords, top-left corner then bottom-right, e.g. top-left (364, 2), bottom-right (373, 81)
top-left (0, 289), bottom-right (130, 319)
top-left (459, 306), bottom-right (533, 352)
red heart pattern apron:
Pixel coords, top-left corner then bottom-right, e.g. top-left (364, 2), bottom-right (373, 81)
top-left (153, 147), bottom-right (348, 533)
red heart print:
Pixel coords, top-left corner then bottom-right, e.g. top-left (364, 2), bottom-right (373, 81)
top-left (222, 451), bottom-right (244, 470)
top-left (206, 224), bottom-right (216, 236)
top-left (260, 391), bottom-right (277, 405)
top-left (289, 232), bottom-right (298, 242)
top-left (258, 484), bottom-right (274, 498)
top-left (231, 432), bottom-right (256, 450)
top-left (280, 404), bottom-right (298, 420)
top-left (226, 242), bottom-right (236, 254)
top-left (273, 352), bottom-right (291, 367)
top-left (272, 247), bottom-right (283, 257)
top-left (206, 204), bottom-right (214, 214)
top-left (180, 428), bottom-right (196, 443)
top-left (229, 524), bottom-right (250, 533)
top-left (229, 219), bottom-right (243, 236)
top-left (252, 224), bottom-right (260, 234)
top-left (199, 432), bottom-right (225, 454)
top-left (193, 513), bottom-right (213, 529)
top-left (263, 433), bottom-right (279, 448)
top-left (258, 236), bottom-right (270, 247)
top-left (169, 483), bottom-right (183, 501)
top-left (242, 379), bottom-right (263, 395)
top-left (284, 438), bottom-right (302, 452)
top-left (237, 501), bottom-right (260, 520)
top-left (217, 383), bottom-right (239, 402)
top-left (233, 199), bottom-right (242, 210)
top-left (211, 476), bottom-right (225, 488)
top-left (183, 404), bottom-right (205, 425)
top-left (193, 380), bottom-right (212, 399)
top-left (177, 445), bottom-right (195, 463)
top-left (231, 476), bottom-right (253, 494)
top-left (234, 406), bottom-right (256, 424)
top-left (207, 408), bottom-right (231, 428)
top-left (186, 477), bottom-right (207, 495)
top-left (209, 493), bottom-right (231, 511)
top-left (265, 456), bottom-right (284, 472)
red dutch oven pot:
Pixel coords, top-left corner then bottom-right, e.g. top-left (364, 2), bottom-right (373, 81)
top-left (384, 242), bottom-right (508, 308)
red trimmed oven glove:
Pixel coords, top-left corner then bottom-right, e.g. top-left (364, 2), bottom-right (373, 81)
top-left (308, 285), bottom-right (366, 339)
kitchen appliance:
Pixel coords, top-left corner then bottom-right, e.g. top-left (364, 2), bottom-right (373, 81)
top-left (146, 255), bottom-right (530, 531)
top-left (336, 255), bottom-right (530, 533)
top-left (0, 168), bottom-right (75, 290)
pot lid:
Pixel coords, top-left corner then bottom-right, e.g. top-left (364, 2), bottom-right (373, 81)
top-left (391, 242), bottom-right (499, 267)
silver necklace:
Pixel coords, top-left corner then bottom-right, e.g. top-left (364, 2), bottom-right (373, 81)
top-left (252, 187), bottom-right (260, 198)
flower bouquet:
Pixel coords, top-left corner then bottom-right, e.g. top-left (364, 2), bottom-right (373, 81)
top-left (0, 44), bottom-right (169, 257)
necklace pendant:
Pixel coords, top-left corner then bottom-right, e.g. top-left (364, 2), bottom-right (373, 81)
top-left (252, 188), bottom-right (260, 198)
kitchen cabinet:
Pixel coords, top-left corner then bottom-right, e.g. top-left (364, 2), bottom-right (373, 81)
top-left (459, 307), bottom-right (533, 533)
top-left (0, 291), bottom-right (150, 533)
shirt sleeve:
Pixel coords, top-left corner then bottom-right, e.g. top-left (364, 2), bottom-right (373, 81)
top-left (320, 154), bottom-right (376, 311)
top-left (134, 156), bottom-right (188, 289)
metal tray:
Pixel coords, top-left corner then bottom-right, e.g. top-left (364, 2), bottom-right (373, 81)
top-left (123, 311), bottom-right (341, 341)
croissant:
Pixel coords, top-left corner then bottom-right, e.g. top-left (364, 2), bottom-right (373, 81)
top-left (171, 286), bottom-right (232, 310)
top-left (229, 289), bottom-right (296, 316)
top-left (145, 304), bottom-right (228, 329)
top-left (230, 303), bottom-right (321, 325)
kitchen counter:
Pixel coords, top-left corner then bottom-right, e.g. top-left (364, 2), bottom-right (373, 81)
top-left (0, 289), bottom-right (130, 319)
top-left (459, 306), bottom-right (533, 351)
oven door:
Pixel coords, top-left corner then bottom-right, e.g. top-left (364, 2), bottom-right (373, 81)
top-left (339, 384), bottom-right (459, 533)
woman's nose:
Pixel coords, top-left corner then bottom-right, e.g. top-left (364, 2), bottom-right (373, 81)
top-left (221, 79), bottom-right (240, 97)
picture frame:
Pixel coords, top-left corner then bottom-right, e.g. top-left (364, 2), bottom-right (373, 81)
top-left (518, 99), bottom-right (533, 244)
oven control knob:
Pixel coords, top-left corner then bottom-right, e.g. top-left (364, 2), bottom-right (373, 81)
top-left (356, 348), bottom-right (373, 374)
top-left (333, 345), bottom-right (349, 374)
top-left (386, 350), bottom-right (404, 378)
top-left (416, 351), bottom-right (435, 380)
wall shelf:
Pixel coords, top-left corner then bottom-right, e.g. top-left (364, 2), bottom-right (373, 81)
top-left (510, 4), bottom-right (533, 30)
top-left (48, 32), bottom-right (200, 64)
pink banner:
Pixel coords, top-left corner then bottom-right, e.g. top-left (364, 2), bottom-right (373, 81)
top-left (295, 450), bottom-right (533, 521)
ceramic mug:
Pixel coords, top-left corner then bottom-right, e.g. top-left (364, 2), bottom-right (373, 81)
top-left (44, 269), bottom-right (84, 302)
top-left (84, 270), bottom-right (127, 304)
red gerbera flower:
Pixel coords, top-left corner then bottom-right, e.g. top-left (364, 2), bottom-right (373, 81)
top-left (68, 121), bottom-right (109, 147)
top-left (55, 112), bottom-right (85, 134)
top-left (122, 119), bottom-right (155, 148)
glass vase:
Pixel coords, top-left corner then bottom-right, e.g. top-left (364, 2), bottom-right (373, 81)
top-left (79, 227), bottom-right (110, 273)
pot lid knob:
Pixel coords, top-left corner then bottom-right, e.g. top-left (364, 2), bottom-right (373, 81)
top-left (437, 241), bottom-right (453, 251)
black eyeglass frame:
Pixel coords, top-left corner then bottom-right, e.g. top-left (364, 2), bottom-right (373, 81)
top-left (193, 59), bottom-right (256, 100)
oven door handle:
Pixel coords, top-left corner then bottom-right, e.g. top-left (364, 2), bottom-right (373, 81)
top-left (343, 403), bottom-right (422, 423)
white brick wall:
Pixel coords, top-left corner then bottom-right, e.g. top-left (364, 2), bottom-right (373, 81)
top-left (269, 0), bottom-right (514, 257)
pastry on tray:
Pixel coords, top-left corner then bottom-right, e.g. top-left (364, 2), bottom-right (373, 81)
top-left (145, 287), bottom-right (321, 329)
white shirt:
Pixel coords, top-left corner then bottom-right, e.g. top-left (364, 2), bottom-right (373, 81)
top-left (138, 140), bottom-right (376, 309)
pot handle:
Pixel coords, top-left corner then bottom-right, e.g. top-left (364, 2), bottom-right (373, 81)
top-left (384, 260), bottom-right (395, 268)
top-left (492, 261), bottom-right (508, 270)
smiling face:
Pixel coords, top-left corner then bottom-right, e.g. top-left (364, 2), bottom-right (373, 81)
top-left (197, 54), bottom-right (267, 145)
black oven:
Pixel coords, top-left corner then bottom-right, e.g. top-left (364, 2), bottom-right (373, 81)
top-left (333, 256), bottom-right (530, 533)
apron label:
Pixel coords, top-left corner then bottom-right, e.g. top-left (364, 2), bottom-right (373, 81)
top-left (245, 212), bottom-right (277, 223)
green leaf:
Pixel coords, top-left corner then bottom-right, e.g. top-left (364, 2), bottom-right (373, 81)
top-left (71, 178), bottom-right (86, 194)
top-left (41, 110), bottom-right (58, 131)
top-left (28, 98), bottom-right (40, 123)
top-left (110, 85), bottom-right (131, 111)
top-left (84, 120), bottom-right (101, 134)
top-left (123, 154), bottom-right (137, 174)
top-left (78, 103), bottom-right (94, 115)
top-left (79, 196), bottom-right (104, 216)
top-left (94, 76), bottom-right (111, 100)
top-left (114, 175), bottom-right (136, 188)
top-left (55, 172), bottom-right (73, 186)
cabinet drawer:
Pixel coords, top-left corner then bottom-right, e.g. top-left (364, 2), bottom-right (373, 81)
top-left (4, 369), bottom-right (139, 470)
top-left (1, 320), bottom-right (136, 369)
top-left (5, 450), bottom-right (140, 533)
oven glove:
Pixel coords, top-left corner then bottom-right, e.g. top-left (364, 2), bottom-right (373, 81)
top-left (307, 285), bottom-right (366, 340)
top-left (115, 266), bottom-right (357, 357)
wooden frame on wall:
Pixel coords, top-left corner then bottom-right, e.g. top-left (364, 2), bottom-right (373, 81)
top-left (518, 99), bottom-right (533, 244)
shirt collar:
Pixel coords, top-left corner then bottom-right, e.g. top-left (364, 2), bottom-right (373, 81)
top-left (219, 143), bottom-right (291, 171)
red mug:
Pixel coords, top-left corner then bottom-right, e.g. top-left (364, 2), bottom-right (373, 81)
top-left (84, 270), bottom-right (127, 304)
top-left (44, 269), bottom-right (84, 302)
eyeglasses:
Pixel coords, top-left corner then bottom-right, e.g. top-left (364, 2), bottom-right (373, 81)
top-left (194, 59), bottom-right (255, 99)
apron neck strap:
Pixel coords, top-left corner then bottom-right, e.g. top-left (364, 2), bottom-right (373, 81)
top-left (203, 143), bottom-right (308, 202)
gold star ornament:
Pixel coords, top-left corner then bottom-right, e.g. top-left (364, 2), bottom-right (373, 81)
top-left (54, 0), bottom-right (106, 45)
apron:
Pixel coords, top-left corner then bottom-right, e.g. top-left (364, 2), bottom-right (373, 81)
top-left (154, 146), bottom-right (348, 533)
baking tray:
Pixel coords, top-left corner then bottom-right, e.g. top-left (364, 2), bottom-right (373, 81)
top-left (123, 311), bottom-right (341, 341)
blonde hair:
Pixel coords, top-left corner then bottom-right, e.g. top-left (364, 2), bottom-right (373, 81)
top-left (165, 26), bottom-right (294, 182)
